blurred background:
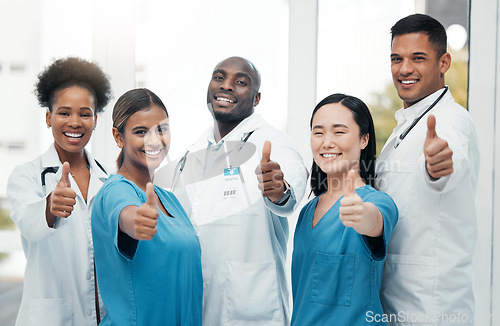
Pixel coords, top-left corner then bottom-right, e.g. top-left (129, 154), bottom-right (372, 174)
top-left (1, 0), bottom-right (496, 324)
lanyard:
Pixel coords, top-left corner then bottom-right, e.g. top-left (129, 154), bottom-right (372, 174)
top-left (394, 86), bottom-right (448, 149)
top-left (170, 131), bottom-right (255, 192)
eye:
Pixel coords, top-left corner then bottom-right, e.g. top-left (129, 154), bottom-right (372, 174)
top-left (158, 126), bottom-right (169, 133)
top-left (391, 57), bottom-right (402, 63)
top-left (57, 112), bottom-right (70, 116)
top-left (313, 131), bottom-right (323, 136)
top-left (134, 129), bottom-right (147, 135)
top-left (236, 80), bottom-right (247, 86)
top-left (212, 75), bottom-right (223, 81)
top-left (413, 56), bottom-right (425, 62)
top-left (335, 131), bottom-right (345, 135)
top-left (81, 113), bottom-right (93, 118)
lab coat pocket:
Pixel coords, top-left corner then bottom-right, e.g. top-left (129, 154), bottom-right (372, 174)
top-left (381, 254), bottom-right (436, 323)
top-left (376, 161), bottom-right (413, 220)
top-left (29, 298), bottom-right (73, 326)
top-left (225, 260), bottom-right (282, 322)
top-left (310, 252), bottom-right (355, 306)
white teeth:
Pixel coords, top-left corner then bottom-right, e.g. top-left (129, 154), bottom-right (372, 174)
top-left (401, 80), bottom-right (417, 84)
top-left (64, 132), bottom-right (83, 138)
top-left (216, 97), bottom-right (235, 103)
top-left (322, 153), bottom-right (339, 158)
top-left (145, 150), bottom-right (161, 156)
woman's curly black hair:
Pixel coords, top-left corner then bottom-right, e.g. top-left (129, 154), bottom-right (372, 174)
top-left (35, 57), bottom-right (112, 113)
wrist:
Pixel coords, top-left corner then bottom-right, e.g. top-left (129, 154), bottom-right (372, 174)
top-left (272, 181), bottom-right (291, 206)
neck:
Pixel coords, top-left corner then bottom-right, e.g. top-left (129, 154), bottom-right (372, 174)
top-left (118, 164), bottom-right (154, 191)
top-left (55, 147), bottom-right (87, 167)
top-left (214, 120), bottom-right (241, 143)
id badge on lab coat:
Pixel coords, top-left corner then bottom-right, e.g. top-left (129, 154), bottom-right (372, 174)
top-left (223, 167), bottom-right (240, 199)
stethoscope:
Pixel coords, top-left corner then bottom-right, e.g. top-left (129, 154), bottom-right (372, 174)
top-left (393, 86), bottom-right (448, 149)
top-left (170, 131), bottom-right (255, 192)
top-left (41, 160), bottom-right (107, 186)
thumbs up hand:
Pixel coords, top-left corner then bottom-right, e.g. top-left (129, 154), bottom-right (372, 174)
top-left (424, 115), bottom-right (454, 179)
top-left (124, 182), bottom-right (159, 241)
top-left (339, 168), bottom-right (382, 237)
top-left (49, 162), bottom-right (77, 218)
top-left (255, 140), bottom-right (286, 203)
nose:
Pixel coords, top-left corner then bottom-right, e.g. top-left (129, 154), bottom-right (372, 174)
top-left (322, 134), bottom-right (336, 149)
top-left (68, 114), bottom-right (82, 128)
top-left (220, 78), bottom-right (233, 92)
top-left (145, 129), bottom-right (163, 147)
top-left (400, 58), bottom-right (414, 76)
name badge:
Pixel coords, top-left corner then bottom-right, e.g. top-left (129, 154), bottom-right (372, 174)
top-left (223, 167), bottom-right (240, 198)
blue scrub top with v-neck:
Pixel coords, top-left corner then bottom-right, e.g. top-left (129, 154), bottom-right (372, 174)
top-left (91, 174), bottom-right (203, 326)
top-left (291, 185), bottom-right (398, 326)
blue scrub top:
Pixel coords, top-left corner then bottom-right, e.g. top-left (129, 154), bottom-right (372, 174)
top-left (91, 174), bottom-right (203, 326)
top-left (291, 185), bottom-right (398, 326)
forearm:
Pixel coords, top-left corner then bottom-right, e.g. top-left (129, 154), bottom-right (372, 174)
top-left (360, 202), bottom-right (383, 237)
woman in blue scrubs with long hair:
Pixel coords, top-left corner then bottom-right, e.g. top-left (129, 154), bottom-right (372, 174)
top-left (91, 88), bottom-right (202, 325)
top-left (291, 93), bottom-right (398, 325)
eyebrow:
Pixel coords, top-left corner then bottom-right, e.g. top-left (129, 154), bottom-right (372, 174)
top-left (213, 69), bottom-right (252, 81)
top-left (131, 122), bottom-right (169, 131)
top-left (312, 123), bottom-right (348, 129)
top-left (391, 51), bottom-right (428, 57)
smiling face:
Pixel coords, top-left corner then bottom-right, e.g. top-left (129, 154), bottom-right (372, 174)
top-left (113, 104), bottom-right (170, 174)
top-left (206, 57), bottom-right (261, 123)
top-left (391, 32), bottom-right (451, 108)
top-left (310, 103), bottom-right (368, 179)
top-left (46, 85), bottom-right (97, 158)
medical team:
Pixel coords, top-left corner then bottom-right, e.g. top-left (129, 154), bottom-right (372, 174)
top-left (6, 13), bottom-right (478, 326)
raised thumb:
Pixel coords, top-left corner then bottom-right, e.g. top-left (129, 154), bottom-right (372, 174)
top-left (61, 162), bottom-right (71, 187)
top-left (344, 168), bottom-right (357, 196)
top-left (145, 182), bottom-right (157, 207)
top-left (261, 140), bottom-right (271, 164)
top-left (426, 114), bottom-right (437, 141)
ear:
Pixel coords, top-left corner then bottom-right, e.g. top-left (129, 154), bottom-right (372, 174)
top-left (360, 133), bottom-right (369, 150)
top-left (112, 127), bottom-right (123, 148)
top-left (254, 92), bottom-right (261, 107)
top-left (439, 52), bottom-right (451, 75)
top-left (45, 111), bottom-right (51, 128)
top-left (93, 114), bottom-right (98, 130)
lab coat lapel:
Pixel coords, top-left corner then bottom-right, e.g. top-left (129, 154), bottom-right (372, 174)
top-left (86, 149), bottom-right (108, 203)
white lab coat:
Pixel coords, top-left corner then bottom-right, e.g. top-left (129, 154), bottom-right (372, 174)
top-left (155, 114), bottom-right (308, 326)
top-left (376, 88), bottom-right (479, 325)
top-left (7, 144), bottom-right (108, 326)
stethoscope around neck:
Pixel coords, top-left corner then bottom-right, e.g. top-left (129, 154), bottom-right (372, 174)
top-left (393, 86), bottom-right (448, 149)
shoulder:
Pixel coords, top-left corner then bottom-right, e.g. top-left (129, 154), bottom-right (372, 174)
top-left (100, 174), bottom-right (141, 198)
top-left (359, 186), bottom-right (397, 209)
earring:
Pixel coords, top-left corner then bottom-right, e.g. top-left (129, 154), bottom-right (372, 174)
top-left (46, 125), bottom-right (51, 129)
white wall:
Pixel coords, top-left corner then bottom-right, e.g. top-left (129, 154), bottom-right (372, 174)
top-left (469, 1), bottom-right (500, 325)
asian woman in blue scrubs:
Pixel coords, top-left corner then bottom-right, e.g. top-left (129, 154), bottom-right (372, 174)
top-left (91, 88), bottom-right (202, 325)
top-left (291, 94), bottom-right (398, 325)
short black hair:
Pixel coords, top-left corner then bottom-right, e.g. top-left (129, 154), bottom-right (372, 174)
top-left (35, 57), bottom-right (112, 113)
top-left (309, 93), bottom-right (377, 197)
top-left (391, 13), bottom-right (447, 58)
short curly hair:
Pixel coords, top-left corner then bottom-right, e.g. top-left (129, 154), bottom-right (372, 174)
top-left (35, 57), bottom-right (112, 113)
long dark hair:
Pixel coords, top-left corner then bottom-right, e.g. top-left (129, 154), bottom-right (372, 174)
top-left (112, 88), bottom-right (168, 169)
top-left (310, 93), bottom-right (377, 196)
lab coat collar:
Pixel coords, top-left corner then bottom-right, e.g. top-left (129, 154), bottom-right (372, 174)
top-left (394, 87), bottom-right (450, 125)
top-left (40, 143), bottom-right (108, 201)
top-left (205, 113), bottom-right (266, 148)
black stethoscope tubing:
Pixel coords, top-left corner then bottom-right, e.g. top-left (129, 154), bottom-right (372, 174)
top-left (394, 86), bottom-right (448, 149)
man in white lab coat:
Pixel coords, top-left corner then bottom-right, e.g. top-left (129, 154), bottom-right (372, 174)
top-left (377, 14), bottom-right (479, 325)
top-left (155, 56), bottom-right (307, 326)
